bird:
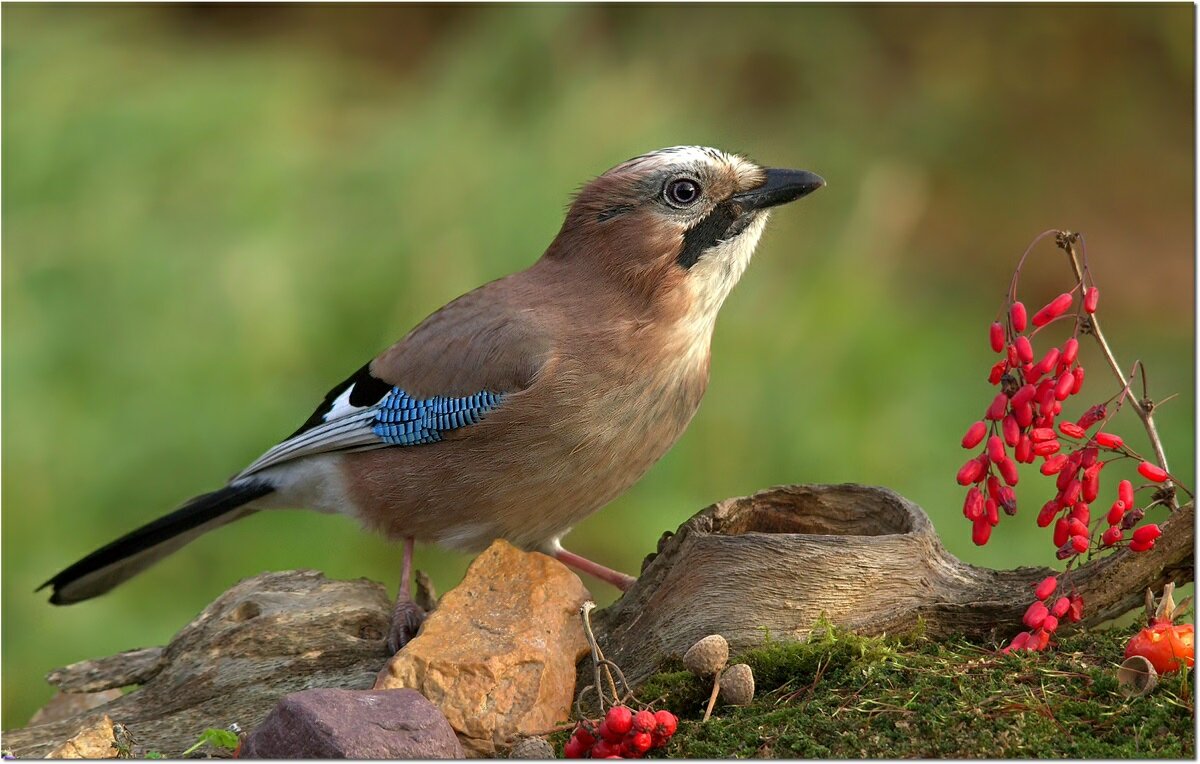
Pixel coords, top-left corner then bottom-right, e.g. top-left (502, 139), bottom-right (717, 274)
top-left (41, 146), bottom-right (824, 650)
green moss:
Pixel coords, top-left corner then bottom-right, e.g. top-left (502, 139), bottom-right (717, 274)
top-left (617, 625), bottom-right (1193, 758)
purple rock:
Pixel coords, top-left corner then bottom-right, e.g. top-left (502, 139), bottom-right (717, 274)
top-left (241, 688), bottom-right (463, 759)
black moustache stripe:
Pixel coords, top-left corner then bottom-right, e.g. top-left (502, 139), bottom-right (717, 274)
top-left (677, 202), bottom-right (739, 269)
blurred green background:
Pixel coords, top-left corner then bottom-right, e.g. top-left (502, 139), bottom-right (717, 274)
top-left (3, 4), bottom-right (1193, 728)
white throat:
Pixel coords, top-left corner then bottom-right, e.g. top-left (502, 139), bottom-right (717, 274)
top-left (684, 211), bottom-right (770, 338)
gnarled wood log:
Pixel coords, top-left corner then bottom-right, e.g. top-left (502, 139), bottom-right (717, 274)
top-left (584, 483), bottom-right (1193, 691)
top-left (3, 570), bottom-right (394, 758)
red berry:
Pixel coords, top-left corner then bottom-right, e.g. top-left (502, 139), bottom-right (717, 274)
top-left (1050, 596), bottom-right (1071, 618)
top-left (961, 421), bottom-right (987, 449)
top-left (1011, 384), bottom-right (1037, 408)
top-left (605, 706), bottom-right (634, 736)
top-left (598, 722), bottom-right (622, 744)
top-left (1034, 575), bottom-right (1058, 600)
top-left (653, 710), bottom-right (677, 738)
top-left (1032, 439), bottom-right (1061, 457)
top-left (1084, 286), bottom-right (1099, 314)
top-left (1002, 415), bottom-right (1020, 447)
top-left (564, 737), bottom-right (589, 759)
top-left (1106, 500), bottom-right (1126, 526)
top-left (1070, 535), bottom-right (1089, 553)
top-left (956, 457), bottom-right (985, 486)
top-left (1137, 461), bottom-right (1169, 483)
top-left (1036, 499), bottom-right (1060, 527)
top-left (1053, 518), bottom-right (1070, 547)
top-left (1060, 337), bottom-right (1079, 365)
top-left (1132, 524), bottom-right (1162, 544)
top-left (632, 710), bottom-right (656, 734)
top-left (985, 497), bottom-right (1000, 526)
top-left (1024, 601), bottom-right (1049, 629)
top-left (1058, 422), bottom-right (1086, 439)
top-left (574, 725), bottom-right (597, 748)
top-left (1004, 631), bottom-right (1032, 653)
top-left (1032, 293), bottom-right (1073, 327)
top-left (1076, 404), bottom-right (1106, 429)
top-left (1015, 403), bottom-right (1034, 429)
top-left (1094, 432), bottom-right (1123, 449)
top-left (1067, 594), bottom-right (1084, 622)
top-left (1054, 370), bottom-right (1075, 401)
top-left (986, 393), bottom-right (1009, 421)
top-left (1041, 615), bottom-right (1060, 633)
top-left (986, 436), bottom-right (1007, 464)
top-left (1101, 526), bottom-right (1123, 546)
top-left (1035, 347), bottom-right (1060, 377)
top-left (1118, 479), bottom-right (1135, 508)
top-left (628, 732), bottom-right (652, 754)
top-left (1069, 502), bottom-right (1090, 525)
top-left (1040, 454), bottom-right (1068, 475)
top-left (1062, 478), bottom-right (1082, 505)
top-left (989, 322), bottom-right (1005, 353)
top-left (1129, 538), bottom-right (1153, 553)
top-left (1010, 301), bottom-right (1027, 332)
top-left (1065, 517), bottom-right (1087, 538)
top-left (988, 360), bottom-right (1007, 385)
top-left (1015, 434), bottom-right (1034, 462)
top-left (1014, 336), bottom-right (1034, 364)
top-left (995, 485), bottom-right (1017, 516)
top-left (972, 518), bottom-right (992, 546)
top-left (1030, 427), bottom-right (1056, 442)
top-left (997, 456), bottom-right (1019, 486)
top-left (1071, 366), bottom-right (1085, 395)
top-left (1120, 507), bottom-right (1146, 531)
top-left (591, 740), bottom-right (620, 758)
top-left (962, 487), bottom-right (984, 521)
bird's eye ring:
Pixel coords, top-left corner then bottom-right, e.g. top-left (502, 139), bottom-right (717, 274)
top-left (665, 178), bottom-right (701, 207)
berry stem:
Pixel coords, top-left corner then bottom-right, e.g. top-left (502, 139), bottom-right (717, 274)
top-left (1055, 232), bottom-right (1181, 508)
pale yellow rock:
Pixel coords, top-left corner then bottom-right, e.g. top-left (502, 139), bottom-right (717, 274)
top-left (44, 715), bottom-right (117, 759)
top-left (375, 540), bottom-right (591, 757)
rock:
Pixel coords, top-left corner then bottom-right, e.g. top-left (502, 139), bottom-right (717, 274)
top-left (375, 540), bottom-right (591, 756)
top-left (29, 690), bottom-right (123, 726)
top-left (240, 688), bottom-right (462, 758)
top-left (44, 715), bottom-right (117, 759)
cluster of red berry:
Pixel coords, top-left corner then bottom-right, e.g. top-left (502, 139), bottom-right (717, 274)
top-left (958, 234), bottom-right (1184, 654)
top-left (1002, 574), bottom-right (1084, 652)
top-left (563, 706), bottom-right (678, 759)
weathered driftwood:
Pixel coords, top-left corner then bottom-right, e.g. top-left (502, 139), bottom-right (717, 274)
top-left (3, 570), bottom-right (394, 758)
top-left (584, 483), bottom-right (1194, 690)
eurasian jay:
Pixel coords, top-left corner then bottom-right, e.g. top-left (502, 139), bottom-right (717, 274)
top-left (42, 146), bottom-right (824, 649)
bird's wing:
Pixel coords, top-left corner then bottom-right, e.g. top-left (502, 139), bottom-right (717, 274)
top-left (237, 282), bottom-right (552, 478)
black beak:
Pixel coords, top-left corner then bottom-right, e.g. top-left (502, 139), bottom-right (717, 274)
top-left (731, 168), bottom-right (825, 211)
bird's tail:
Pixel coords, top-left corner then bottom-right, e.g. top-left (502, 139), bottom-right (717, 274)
top-left (39, 481), bottom-right (275, 605)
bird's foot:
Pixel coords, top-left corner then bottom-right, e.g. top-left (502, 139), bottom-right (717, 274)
top-left (386, 597), bottom-right (427, 654)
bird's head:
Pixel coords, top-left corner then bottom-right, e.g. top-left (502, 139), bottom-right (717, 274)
top-left (548, 146), bottom-right (824, 327)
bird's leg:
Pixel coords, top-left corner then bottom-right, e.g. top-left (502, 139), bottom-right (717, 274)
top-left (386, 536), bottom-right (426, 653)
top-left (553, 547), bottom-right (637, 591)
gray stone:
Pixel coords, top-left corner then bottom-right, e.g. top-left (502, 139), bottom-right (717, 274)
top-left (240, 688), bottom-right (463, 759)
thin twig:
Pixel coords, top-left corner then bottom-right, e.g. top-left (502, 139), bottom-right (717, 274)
top-left (1056, 232), bottom-right (1179, 510)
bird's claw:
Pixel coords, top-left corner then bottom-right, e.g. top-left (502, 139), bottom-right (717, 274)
top-left (386, 598), bottom-right (427, 654)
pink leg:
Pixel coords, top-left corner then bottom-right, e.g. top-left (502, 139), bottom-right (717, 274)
top-left (554, 548), bottom-right (637, 591)
top-left (399, 536), bottom-right (415, 598)
top-left (387, 536), bottom-right (425, 653)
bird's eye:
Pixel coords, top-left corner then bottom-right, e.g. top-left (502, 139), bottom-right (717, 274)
top-left (665, 178), bottom-right (701, 207)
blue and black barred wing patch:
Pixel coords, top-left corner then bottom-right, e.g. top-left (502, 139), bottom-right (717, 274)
top-left (373, 390), bottom-right (505, 445)
top-left (238, 387), bottom-right (505, 478)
